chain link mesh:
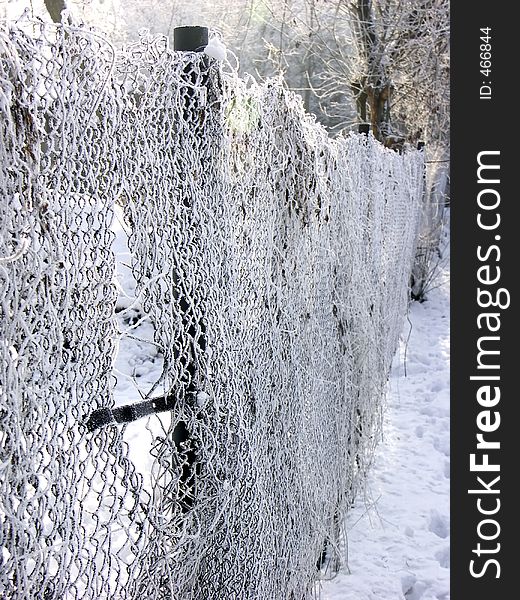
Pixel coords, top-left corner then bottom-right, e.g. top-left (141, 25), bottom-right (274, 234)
top-left (1, 20), bottom-right (424, 599)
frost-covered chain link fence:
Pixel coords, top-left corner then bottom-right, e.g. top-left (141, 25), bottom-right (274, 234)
top-left (1, 20), bottom-right (425, 600)
top-left (0, 21), bottom-right (149, 600)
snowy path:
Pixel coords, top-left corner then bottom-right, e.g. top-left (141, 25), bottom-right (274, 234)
top-left (320, 252), bottom-right (450, 600)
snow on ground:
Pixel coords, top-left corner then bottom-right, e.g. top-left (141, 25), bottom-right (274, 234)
top-left (320, 233), bottom-right (450, 600)
top-left (110, 206), bottom-right (166, 480)
top-left (111, 206), bottom-right (164, 403)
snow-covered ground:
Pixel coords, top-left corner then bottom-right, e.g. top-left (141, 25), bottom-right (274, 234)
top-left (320, 233), bottom-right (450, 600)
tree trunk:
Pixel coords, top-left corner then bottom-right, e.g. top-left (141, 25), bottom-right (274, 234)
top-left (351, 80), bottom-right (368, 124)
top-left (44, 0), bottom-right (67, 23)
top-left (367, 82), bottom-right (391, 141)
top-left (351, 0), bottom-right (392, 142)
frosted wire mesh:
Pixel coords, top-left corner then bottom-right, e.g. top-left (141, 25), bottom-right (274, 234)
top-left (1, 21), bottom-right (425, 600)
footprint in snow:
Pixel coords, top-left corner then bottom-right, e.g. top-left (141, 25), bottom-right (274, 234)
top-left (428, 509), bottom-right (449, 539)
top-left (435, 546), bottom-right (450, 568)
top-left (402, 576), bottom-right (428, 600)
top-left (420, 405), bottom-right (433, 417)
top-left (433, 435), bottom-right (450, 457)
top-left (430, 380), bottom-right (445, 393)
top-left (401, 574), bottom-right (416, 596)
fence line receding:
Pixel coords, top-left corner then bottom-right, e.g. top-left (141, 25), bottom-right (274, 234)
top-left (1, 20), bottom-right (426, 600)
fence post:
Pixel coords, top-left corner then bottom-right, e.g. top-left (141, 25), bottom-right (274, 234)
top-left (358, 123), bottom-right (370, 135)
top-left (173, 26), bottom-right (209, 52)
top-left (87, 29), bottom-right (213, 516)
top-left (171, 25), bottom-right (211, 512)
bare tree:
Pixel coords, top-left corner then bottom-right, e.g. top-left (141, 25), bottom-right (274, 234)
top-left (257, 0), bottom-right (448, 144)
top-left (348, 0), bottom-right (393, 140)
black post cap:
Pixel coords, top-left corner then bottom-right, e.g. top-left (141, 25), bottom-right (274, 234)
top-left (358, 123), bottom-right (370, 135)
top-left (174, 26), bottom-right (209, 52)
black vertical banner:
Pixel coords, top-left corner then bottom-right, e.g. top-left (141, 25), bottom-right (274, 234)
top-left (452, 3), bottom-right (515, 598)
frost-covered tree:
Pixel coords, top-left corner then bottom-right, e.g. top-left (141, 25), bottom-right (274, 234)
top-left (272, 0), bottom-right (450, 144)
